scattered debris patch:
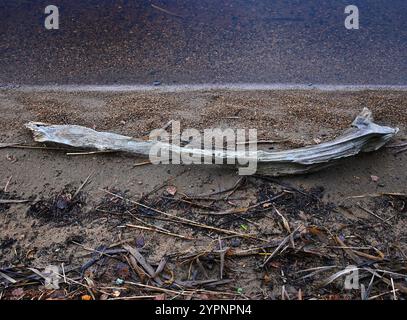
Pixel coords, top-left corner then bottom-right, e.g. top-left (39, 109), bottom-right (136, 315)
top-left (1, 177), bottom-right (405, 300)
top-left (270, 186), bottom-right (336, 217)
top-left (0, 191), bottom-right (12, 213)
top-left (0, 237), bottom-right (16, 250)
top-left (374, 194), bottom-right (407, 213)
top-left (27, 187), bottom-right (86, 225)
top-left (96, 189), bottom-right (133, 214)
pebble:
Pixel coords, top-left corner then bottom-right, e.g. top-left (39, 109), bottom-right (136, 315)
top-left (230, 238), bottom-right (241, 247)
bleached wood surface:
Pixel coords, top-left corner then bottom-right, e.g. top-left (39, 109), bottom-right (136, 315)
top-left (25, 108), bottom-right (398, 176)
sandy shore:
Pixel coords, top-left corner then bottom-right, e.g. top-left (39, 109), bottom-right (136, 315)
top-left (0, 88), bottom-right (406, 299)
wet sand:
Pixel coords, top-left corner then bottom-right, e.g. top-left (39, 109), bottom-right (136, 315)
top-left (1, 0), bottom-right (406, 85)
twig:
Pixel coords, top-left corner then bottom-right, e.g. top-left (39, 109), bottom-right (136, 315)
top-left (347, 192), bottom-right (407, 199)
top-left (334, 235), bottom-right (363, 264)
top-left (1, 144), bottom-right (76, 151)
top-left (61, 263), bottom-right (67, 284)
top-left (0, 271), bottom-right (17, 284)
top-left (125, 280), bottom-right (182, 295)
top-left (101, 189), bottom-right (265, 241)
top-left (73, 173), bottom-right (92, 199)
top-left (124, 224), bottom-right (194, 240)
top-left (125, 255), bottom-right (148, 282)
top-left (386, 142), bottom-right (407, 148)
top-left (224, 177), bottom-right (244, 200)
top-left (273, 205), bottom-right (291, 233)
top-left (0, 199), bottom-right (30, 204)
top-left (295, 266), bottom-right (337, 281)
top-left (222, 116), bottom-right (240, 120)
top-left (187, 178), bottom-right (244, 199)
top-left (133, 161), bottom-right (152, 167)
top-left (140, 169), bottom-right (187, 201)
top-left (395, 146), bottom-right (407, 154)
top-left (177, 278), bottom-right (233, 288)
top-left (151, 3), bottom-right (184, 18)
top-left (0, 143), bottom-right (21, 149)
top-left (391, 278), bottom-right (397, 300)
top-left (153, 257), bottom-right (168, 278)
top-left (357, 204), bottom-right (392, 226)
top-left (123, 245), bottom-right (163, 285)
top-left (364, 274), bottom-right (375, 300)
top-left (214, 236), bottom-right (227, 280)
top-left (72, 241), bottom-right (126, 258)
top-left (201, 193), bottom-right (285, 216)
top-left (124, 280), bottom-right (239, 297)
top-left (319, 266), bottom-right (359, 287)
top-left (3, 176), bottom-right (12, 192)
top-left (161, 196), bottom-right (214, 210)
top-left (368, 289), bottom-right (399, 300)
top-left (262, 226), bottom-right (302, 267)
top-left (253, 176), bottom-right (313, 198)
top-left (195, 258), bottom-right (209, 279)
top-left (108, 295), bottom-right (161, 300)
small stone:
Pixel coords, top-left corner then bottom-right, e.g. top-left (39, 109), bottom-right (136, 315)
top-left (230, 238), bottom-right (241, 247)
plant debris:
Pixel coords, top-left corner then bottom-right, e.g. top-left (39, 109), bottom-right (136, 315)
top-left (0, 191), bottom-right (12, 213)
top-left (27, 188), bottom-right (86, 225)
top-left (1, 177), bottom-right (406, 300)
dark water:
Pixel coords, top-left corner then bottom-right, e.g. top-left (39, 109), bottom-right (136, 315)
top-left (0, 0), bottom-right (406, 85)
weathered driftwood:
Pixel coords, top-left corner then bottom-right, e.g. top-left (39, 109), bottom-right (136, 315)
top-left (25, 108), bottom-right (398, 176)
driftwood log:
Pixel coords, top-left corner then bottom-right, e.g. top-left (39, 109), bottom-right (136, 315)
top-left (25, 108), bottom-right (398, 176)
